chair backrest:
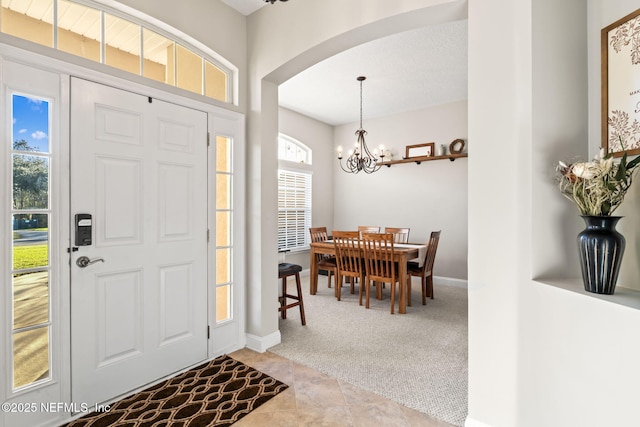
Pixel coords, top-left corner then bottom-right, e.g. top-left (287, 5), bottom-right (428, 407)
top-left (361, 232), bottom-right (396, 282)
top-left (310, 226), bottom-right (331, 263)
top-left (309, 227), bottom-right (329, 243)
top-left (384, 227), bottom-right (410, 243)
top-left (422, 231), bottom-right (441, 273)
top-left (332, 231), bottom-right (363, 278)
top-left (357, 225), bottom-right (380, 238)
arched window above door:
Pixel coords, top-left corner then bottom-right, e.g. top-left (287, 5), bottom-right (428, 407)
top-left (278, 134), bottom-right (312, 164)
top-left (0, 0), bottom-right (237, 105)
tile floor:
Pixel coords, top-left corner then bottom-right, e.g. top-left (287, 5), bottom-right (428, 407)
top-left (230, 348), bottom-right (455, 427)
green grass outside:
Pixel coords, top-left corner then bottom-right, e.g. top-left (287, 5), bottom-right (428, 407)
top-left (13, 244), bottom-right (48, 270)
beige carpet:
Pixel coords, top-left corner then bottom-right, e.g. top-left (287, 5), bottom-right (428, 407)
top-left (269, 274), bottom-right (468, 426)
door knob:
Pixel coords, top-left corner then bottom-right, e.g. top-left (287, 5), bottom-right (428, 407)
top-left (76, 256), bottom-right (105, 268)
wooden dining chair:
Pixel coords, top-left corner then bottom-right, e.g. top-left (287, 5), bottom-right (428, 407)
top-left (361, 232), bottom-right (409, 314)
top-left (357, 225), bottom-right (380, 238)
top-left (384, 227), bottom-right (410, 243)
top-left (407, 231), bottom-right (441, 305)
top-left (332, 231), bottom-right (363, 301)
top-left (309, 226), bottom-right (337, 288)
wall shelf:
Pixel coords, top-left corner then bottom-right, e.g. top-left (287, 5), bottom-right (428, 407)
top-left (383, 152), bottom-right (468, 167)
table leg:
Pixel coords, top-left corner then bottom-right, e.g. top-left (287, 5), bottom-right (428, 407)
top-left (309, 249), bottom-right (318, 295)
top-left (399, 255), bottom-right (407, 314)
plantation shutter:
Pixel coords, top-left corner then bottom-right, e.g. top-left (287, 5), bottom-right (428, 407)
top-left (277, 169), bottom-right (312, 251)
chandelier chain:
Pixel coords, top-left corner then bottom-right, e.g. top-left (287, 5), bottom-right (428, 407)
top-left (359, 77), bottom-right (363, 130)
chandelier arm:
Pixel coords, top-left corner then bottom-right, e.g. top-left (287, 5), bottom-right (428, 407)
top-left (339, 153), bottom-right (361, 173)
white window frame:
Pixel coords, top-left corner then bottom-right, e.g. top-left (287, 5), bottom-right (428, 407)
top-left (278, 134), bottom-right (312, 164)
top-left (277, 168), bottom-right (312, 252)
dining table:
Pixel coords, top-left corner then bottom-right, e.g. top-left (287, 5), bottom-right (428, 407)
top-left (309, 240), bottom-right (426, 314)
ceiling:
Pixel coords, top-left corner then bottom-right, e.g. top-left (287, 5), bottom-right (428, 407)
top-left (220, 0), bottom-right (270, 16)
top-left (278, 21), bottom-right (467, 126)
top-left (222, 0), bottom-right (468, 127)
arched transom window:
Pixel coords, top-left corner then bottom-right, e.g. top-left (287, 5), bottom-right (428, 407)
top-left (0, 0), bottom-right (237, 104)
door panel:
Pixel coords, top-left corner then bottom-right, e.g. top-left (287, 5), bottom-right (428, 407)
top-left (159, 263), bottom-right (193, 343)
top-left (70, 77), bottom-right (208, 406)
top-left (96, 270), bottom-right (143, 366)
top-left (159, 164), bottom-right (193, 239)
top-left (96, 157), bottom-right (142, 244)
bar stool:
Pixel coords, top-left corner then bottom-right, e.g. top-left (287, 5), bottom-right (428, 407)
top-left (278, 262), bottom-right (306, 325)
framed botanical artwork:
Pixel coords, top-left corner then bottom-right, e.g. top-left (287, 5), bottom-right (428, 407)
top-left (405, 142), bottom-right (435, 158)
top-left (602, 7), bottom-right (640, 157)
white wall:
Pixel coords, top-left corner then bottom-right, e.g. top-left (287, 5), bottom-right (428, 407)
top-left (467, 0), bottom-right (524, 423)
top-left (469, 1), bottom-right (640, 427)
top-left (333, 101), bottom-right (468, 280)
top-left (278, 107), bottom-right (334, 269)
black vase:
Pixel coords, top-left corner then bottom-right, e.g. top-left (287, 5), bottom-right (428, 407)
top-left (577, 216), bottom-right (625, 295)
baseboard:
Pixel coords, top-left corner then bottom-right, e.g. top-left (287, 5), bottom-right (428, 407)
top-left (245, 330), bottom-right (281, 353)
top-left (434, 275), bottom-right (468, 288)
top-left (465, 417), bottom-right (493, 427)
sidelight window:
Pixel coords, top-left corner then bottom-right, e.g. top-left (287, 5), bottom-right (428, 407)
top-left (10, 93), bottom-right (52, 390)
top-left (215, 136), bottom-right (233, 323)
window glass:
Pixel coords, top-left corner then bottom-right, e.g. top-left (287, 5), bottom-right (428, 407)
top-left (215, 285), bottom-right (231, 323)
top-left (1, 0), bottom-right (54, 47)
top-left (216, 136), bottom-right (231, 172)
top-left (57, 0), bottom-right (101, 62)
top-left (13, 214), bottom-right (49, 270)
top-left (278, 135), bottom-right (312, 164)
top-left (12, 94), bottom-right (50, 153)
top-left (176, 44), bottom-right (202, 95)
top-left (143, 27), bottom-right (174, 85)
top-left (216, 212), bottom-right (230, 247)
top-left (205, 60), bottom-right (228, 102)
top-left (13, 327), bottom-right (49, 389)
top-left (216, 173), bottom-right (230, 210)
top-left (216, 248), bottom-right (231, 285)
top-left (13, 272), bottom-right (50, 329)
top-left (105, 13), bottom-right (141, 74)
top-left (12, 155), bottom-right (49, 210)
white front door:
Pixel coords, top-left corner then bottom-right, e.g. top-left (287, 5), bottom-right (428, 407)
top-left (69, 77), bottom-right (208, 405)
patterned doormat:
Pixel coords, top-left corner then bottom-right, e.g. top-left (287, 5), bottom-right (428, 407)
top-left (65, 355), bottom-right (288, 427)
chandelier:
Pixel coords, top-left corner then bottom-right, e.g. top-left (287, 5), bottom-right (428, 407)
top-left (264, 0), bottom-right (288, 3)
top-left (337, 76), bottom-right (385, 174)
